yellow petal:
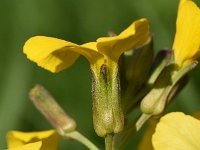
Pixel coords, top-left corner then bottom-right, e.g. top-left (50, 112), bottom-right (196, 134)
top-left (7, 130), bottom-right (59, 150)
top-left (152, 112), bottom-right (200, 150)
top-left (8, 141), bottom-right (42, 150)
top-left (173, 0), bottom-right (200, 66)
top-left (23, 36), bottom-right (103, 73)
top-left (97, 18), bottom-right (150, 61)
top-left (179, 0), bottom-right (187, 5)
top-left (81, 42), bottom-right (104, 70)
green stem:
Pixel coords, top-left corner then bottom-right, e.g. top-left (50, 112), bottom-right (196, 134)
top-left (136, 113), bottom-right (152, 131)
top-left (105, 134), bottom-right (114, 150)
top-left (63, 131), bottom-right (99, 150)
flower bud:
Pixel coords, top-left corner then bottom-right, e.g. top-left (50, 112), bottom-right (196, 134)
top-left (141, 59), bottom-right (197, 115)
top-left (29, 84), bottom-right (77, 135)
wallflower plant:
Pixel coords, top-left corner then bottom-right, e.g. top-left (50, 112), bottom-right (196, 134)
top-left (6, 0), bottom-right (200, 149)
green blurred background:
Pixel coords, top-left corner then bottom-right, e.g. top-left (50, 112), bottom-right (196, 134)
top-left (0, 0), bottom-right (200, 149)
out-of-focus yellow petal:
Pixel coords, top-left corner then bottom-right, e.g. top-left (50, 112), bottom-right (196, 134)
top-left (179, 0), bottom-right (187, 5)
top-left (7, 130), bottom-right (59, 150)
top-left (173, 0), bottom-right (200, 66)
top-left (23, 36), bottom-right (103, 73)
top-left (138, 119), bottom-right (157, 150)
top-left (8, 141), bottom-right (42, 150)
top-left (152, 112), bottom-right (200, 150)
top-left (96, 18), bottom-right (150, 61)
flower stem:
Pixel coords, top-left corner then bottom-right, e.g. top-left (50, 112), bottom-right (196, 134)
top-left (63, 131), bottom-right (99, 150)
top-left (136, 113), bottom-right (152, 131)
top-left (105, 134), bottom-right (114, 150)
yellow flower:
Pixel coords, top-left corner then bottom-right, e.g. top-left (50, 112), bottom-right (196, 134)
top-left (7, 130), bottom-right (59, 150)
top-left (173, 0), bottom-right (200, 67)
top-left (23, 18), bottom-right (150, 137)
top-left (152, 112), bottom-right (200, 150)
